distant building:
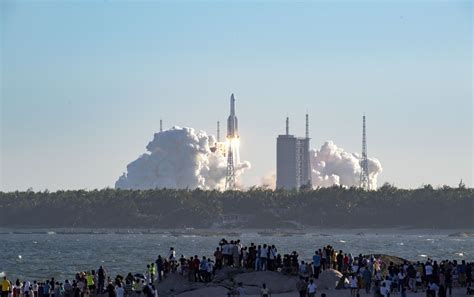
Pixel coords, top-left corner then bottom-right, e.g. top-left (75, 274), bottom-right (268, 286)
top-left (276, 116), bottom-right (312, 190)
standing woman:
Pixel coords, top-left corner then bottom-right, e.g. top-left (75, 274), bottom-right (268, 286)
top-left (14, 280), bottom-right (22, 297)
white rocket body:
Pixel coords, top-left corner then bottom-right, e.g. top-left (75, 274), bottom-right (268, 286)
top-left (227, 94), bottom-right (238, 138)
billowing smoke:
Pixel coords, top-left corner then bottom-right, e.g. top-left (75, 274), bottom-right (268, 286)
top-left (261, 141), bottom-right (382, 190)
top-left (116, 127), bottom-right (251, 190)
top-left (310, 141), bottom-right (382, 189)
top-left (260, 171), bottom-right (276, 189)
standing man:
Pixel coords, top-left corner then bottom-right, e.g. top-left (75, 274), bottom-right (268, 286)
top-left (337, 251), bottom-right (344, 272)
top-left (1, 277), bottom-right (11, 297)
top-left (155, 256), bottom-right (163, 282)
top-left (312, 251), bottom-right (321, 279)
top-left (363, 266), bottom-right (373, 294)
top-left (98, 266), bottom-right (106, 294)
top-left (149, 263), bottom-right (156, 283)
top-left (295, 277), bottom-right (307, 297)
top-left (214, 248), bottom-right (223, 270)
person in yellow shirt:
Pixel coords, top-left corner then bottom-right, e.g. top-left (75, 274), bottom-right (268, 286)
top-left (86, 272), bottom-right (95, 293)
top-left (2, 277), bottom-right (11, 297)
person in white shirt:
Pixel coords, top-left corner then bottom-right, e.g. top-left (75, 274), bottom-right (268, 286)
top-left (425, 263), bottom-right (433, 277)
top-left (260, 245), bottom-right (268, 271)
top-left (233, 244), bottom-right (240, 267)
top-left (307, 279), bottom-right (317, 297)
top-left (397, 271), bottom-right (406, 292)
top-left (415, 271), bottom-right (422, 291)
top-left (23, 281), bottom-right (30, 297)
top-left (206, 259), bottom-right (214, 282)
top-left (168, 247), bottom-right (176, 260)
top-left (33, 281), bottom-right (38, 297)
top-left (350, 275), bottom-right (359, 297)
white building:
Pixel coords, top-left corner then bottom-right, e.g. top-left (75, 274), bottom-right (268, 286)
top-left (276, 116), bottom-right (311, 190)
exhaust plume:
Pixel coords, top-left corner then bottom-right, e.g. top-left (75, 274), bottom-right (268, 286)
top-left (310, 141), bottom-right (382, 189)
top-left (261, 141), bottom-right (382, 190)
top-left (116, 127), bottom-right (250, 190)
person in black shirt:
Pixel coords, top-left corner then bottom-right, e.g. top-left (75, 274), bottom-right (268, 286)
top-left (98, 267), bottom-right (106, 294)
top-left (142, 284), bottom-right (153, 297)
top-left (106, 283), bottom-right (115, 297)
top-left (337, 251), bottom-right (344, 272)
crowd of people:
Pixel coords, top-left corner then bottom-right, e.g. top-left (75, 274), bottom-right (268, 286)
top-left (1, 239), bottom-right (472, 297)
top-left (0, 267), bottom-right (158, 297)
top-left (291, 251), bottom-right (473, 297)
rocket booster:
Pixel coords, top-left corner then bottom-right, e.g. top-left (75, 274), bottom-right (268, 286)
top-left (227, 93), bottom-right (238, 138)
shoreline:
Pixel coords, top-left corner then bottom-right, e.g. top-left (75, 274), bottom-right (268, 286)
top-left (1, 227), bottom-right (474, 232)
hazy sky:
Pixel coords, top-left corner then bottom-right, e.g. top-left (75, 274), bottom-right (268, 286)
top-left (1, 1), bottom-right (472, 191)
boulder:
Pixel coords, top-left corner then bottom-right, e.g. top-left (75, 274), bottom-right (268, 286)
top-left (156, 273), bottom-right (206, 296)
top-left (212, 266), bottom-right (243, 283)
top-left (317, 269), bottom-right (347, 290)
top-left (371, 254), bottom-right (410, 265)
top-left (173, 286), bottom-right (230, 297)
top-left (233, 271), bottom-right (298, 294)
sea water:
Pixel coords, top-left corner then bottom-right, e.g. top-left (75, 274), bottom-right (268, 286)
top-left (0, 228), bottom-right (472, 280)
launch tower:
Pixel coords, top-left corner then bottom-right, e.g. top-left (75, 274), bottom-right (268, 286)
top-left (359, 114), bottom-right (370, 190)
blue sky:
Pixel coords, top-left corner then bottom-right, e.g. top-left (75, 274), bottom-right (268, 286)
top-left (1, 0), bottom-right (472, 191)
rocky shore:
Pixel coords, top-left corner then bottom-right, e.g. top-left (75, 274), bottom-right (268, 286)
top-left (155, 266), bottom-right (468, 296)
top-left (156, 267), bottom-right (346, 296)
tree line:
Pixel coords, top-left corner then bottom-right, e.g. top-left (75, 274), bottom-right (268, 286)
top-left (0, 183), bottom-right (472, 228)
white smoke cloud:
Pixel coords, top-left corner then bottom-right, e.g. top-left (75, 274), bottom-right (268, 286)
top-left (260, 171), bottom-right (276, 189)
top-left (310, 141), bottom-right (382, 189)
top-left (116, 126), bottom-right (251, 190)
top-left (260, 141), bottom-right (382, 190)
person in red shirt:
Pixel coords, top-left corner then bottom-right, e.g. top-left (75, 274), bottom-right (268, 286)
top-left (192, 256), bottom-right (200, 282)
top-left (214, 247), bottom-right (223, 269)
top-left (344, 254), bottom-right (350, 272)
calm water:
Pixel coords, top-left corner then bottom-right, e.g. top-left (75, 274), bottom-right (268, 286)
top-left (0, 228), bottom-right (472, 281)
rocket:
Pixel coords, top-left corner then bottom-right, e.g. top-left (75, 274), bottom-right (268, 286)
top-left (227, 93), bottom-right (238, 138)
